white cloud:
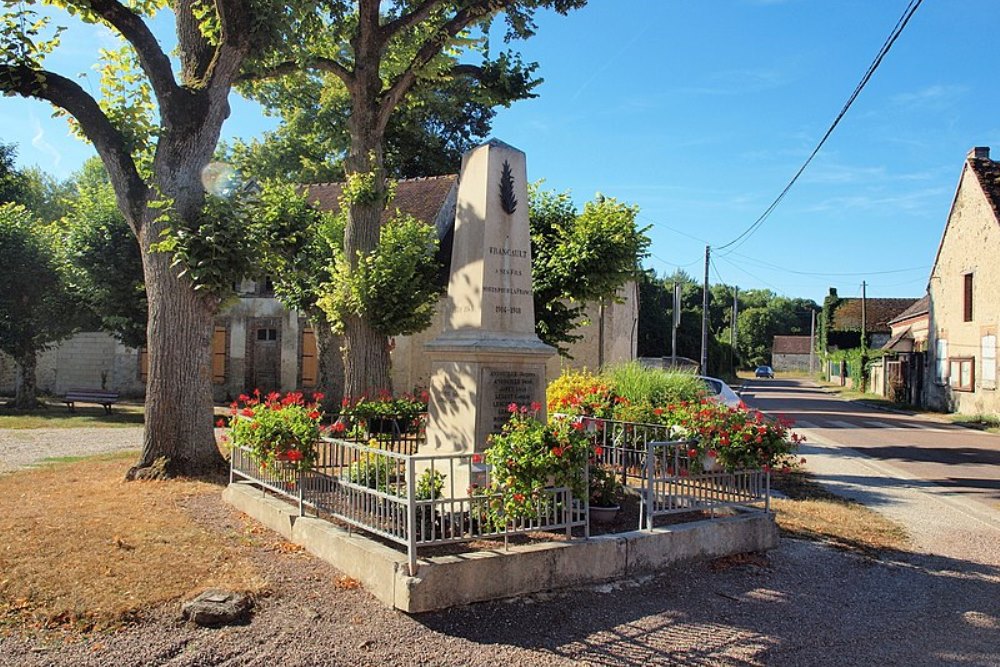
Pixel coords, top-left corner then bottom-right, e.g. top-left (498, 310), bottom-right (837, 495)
top-left (29, 114), bottom-right (62, 169)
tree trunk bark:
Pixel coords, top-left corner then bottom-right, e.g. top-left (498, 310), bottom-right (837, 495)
top-left (341, 87), bottom-right (393, 398)
top-left (312, 321), bottom-right (345, 406)
top-left (128, 243), bottom-right (225, 479)
top-left (13, 348), bottom-right (40, 409)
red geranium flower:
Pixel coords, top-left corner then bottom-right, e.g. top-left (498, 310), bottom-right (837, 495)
top-left (240, 408), bottom-right (254, 417)
top-left (507, 402), bottom-right (518, 413)
top-left (308, 410), bottom-right (321, 420)
top-left (286, 450), bottom-right (304, 462)
top-left (687, 448), bottom-right (699, 458)
top-left (594, 446), bottom-right (603, 457)
top-left (551, 446), bottom-right (564, 457)
top-left (332, 421), bottom-right (346, 433)
top-left (216, 419), bottom-right (225, 428)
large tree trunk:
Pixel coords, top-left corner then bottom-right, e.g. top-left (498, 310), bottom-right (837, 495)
top-left (128, 244), bottom-right (224, 479)
top-left (13, 348), bottom-right (40, 409)
top-left (341, 87), bottom-right (393, 398)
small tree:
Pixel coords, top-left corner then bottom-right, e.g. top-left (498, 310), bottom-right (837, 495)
top-left (0, 203), bottom-right (78, 407)
top-left (530, 188), bottom-right (649, 355)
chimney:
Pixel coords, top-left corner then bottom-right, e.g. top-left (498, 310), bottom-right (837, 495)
top-left (968, 146), bottom-right (990, 160)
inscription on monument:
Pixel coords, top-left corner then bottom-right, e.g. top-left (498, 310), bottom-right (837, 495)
top-left (482, 368), bottom-right (540, 433)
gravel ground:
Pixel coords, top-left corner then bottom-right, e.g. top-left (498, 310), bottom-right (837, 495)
top-left (0, 427), bottom-right (142, 473)
top-left (1, 428), bottom-right (998, 665)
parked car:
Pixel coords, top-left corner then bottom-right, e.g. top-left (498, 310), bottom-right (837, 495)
top-left (697, 375), bottom-right (742, 409)
top-left (755, 365), bottom-right (775, 379)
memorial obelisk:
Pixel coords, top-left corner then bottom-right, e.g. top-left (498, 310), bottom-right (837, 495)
top-left (423, 140), bottom-right (555, 490)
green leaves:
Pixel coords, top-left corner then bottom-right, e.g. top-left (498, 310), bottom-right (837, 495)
top-left (530, 186), bottom-right (649, 355)
top-left (319, 212), bottom-right (441, 336)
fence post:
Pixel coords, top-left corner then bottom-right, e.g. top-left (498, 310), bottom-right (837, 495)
top-left (644, 440), bottom-right (654, 531)
top-left (298, 467), bottom-right (304, 517)
top-left (406, 457), bottom-right (418, 576)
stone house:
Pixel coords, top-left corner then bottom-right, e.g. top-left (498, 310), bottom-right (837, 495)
top-left (2, 175), bottom-right (637, 401)
top-left (925, 147), bottom-right (1000, 414)
top-left (867, 295), bottom-right (930, 404)
top-left (771, 335), bottom-right (812, 371)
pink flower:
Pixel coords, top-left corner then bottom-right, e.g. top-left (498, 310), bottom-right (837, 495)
top-left (508, 402), bottom-right (518, 413)
top-left (531, 401), bottom-right (541, 413)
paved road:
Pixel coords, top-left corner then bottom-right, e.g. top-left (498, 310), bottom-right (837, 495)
top-left (741, 377), bottom-right (1000, 569)
top-left (741, 378), bottom-right (1000, 511)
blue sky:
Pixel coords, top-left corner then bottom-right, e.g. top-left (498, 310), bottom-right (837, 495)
top-left (4, 0), bottom-right (999, 304)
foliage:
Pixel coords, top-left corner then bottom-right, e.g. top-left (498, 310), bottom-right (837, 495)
top-left (0, 204), bottom-right (76, 354)
top-left (224, 390), bottom-right (325, 473)
top-left (250, 180), bottom-right (344, 316)
top-left (589, 464), bottom-right (622, 507)
top-left (18, 167), bottom-right (74, 224)
top-left (346, 451), bottom-right (399, 491)
top-left (602, 361), bottom-right (708, 407)
top-left (530, 187), bottom-right (649, 354)
top-left (0, 142), bottom-right (28, 205)
top-left (318, 212), bottom-right (441, 336)
top-left (415, 468), bottom-right (446, 501)
top-left (60, 160), bottom-right (146, 348)
top-left (660, 400), bottom-right (802, 473)
top-left (484, 404), bottom-right (590, 523)
top-left (546, 369), bottom-right (615, 418)
top-left (339, 389), bottom-right (428, 433)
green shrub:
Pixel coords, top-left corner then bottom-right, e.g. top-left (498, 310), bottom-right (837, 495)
top-left (600, 361), bottom-right (707, 406)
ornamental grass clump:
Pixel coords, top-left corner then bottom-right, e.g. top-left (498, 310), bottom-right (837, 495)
top-left (224, 389), bottom-right (325, 472)
top-left (662, 399), bottom-right (803, 473)
top-left (484, 403), bottom-right (590, 522)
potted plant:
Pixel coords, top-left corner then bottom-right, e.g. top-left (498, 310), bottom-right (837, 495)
top-left (588, 463), bottom-right (622, 522)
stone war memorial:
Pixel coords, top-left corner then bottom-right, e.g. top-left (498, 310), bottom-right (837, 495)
top-left (424, 139), bottom-right (555, 493)
top-left (225, 139), bottom-right (779, 613)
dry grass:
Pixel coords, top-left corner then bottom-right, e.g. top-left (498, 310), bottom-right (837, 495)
top-left (0, 452), bottom-right (265, 632)
top-left (771, 471), bottom-right (908, 555)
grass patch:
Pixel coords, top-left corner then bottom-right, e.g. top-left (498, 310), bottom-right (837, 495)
top-left (770, 471), bottom-right (908, 555)
top-left (0, 401), bottom-right (145, 429)
top-left (0, 454), bottom-right (264, 633)
top-left (601, 361), bottom-right (707, 405)
top-left (949, 413), bottom-right (1000, 434)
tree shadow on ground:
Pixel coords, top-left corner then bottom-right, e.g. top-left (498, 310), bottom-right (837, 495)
top-left (0, 401), bottom-right (144, 427)
top-left (416, 539), bottom-right (1000, 666)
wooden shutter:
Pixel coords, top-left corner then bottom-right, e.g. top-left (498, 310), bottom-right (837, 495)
top-left (212, 326), bottom-right (227, 384)
top-left (964, 273), bottom-right (974, 322)
top-left (301, 327), bottom-right (318, 388)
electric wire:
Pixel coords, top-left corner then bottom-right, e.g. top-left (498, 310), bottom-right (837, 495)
top-left (715, 0), bottom-right (924, 254)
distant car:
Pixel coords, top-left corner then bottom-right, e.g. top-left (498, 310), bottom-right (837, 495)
top-left (697, 375), bottom-right (742, 409)
top-left (755, 365), bottom-right (775, 379)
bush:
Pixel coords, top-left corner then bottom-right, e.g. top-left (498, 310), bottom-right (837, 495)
top-left (545, 369), bottom-right (614, 417)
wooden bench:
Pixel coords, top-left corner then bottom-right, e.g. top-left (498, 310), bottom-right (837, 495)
top-left (63, 389), bottom-right (120, 414)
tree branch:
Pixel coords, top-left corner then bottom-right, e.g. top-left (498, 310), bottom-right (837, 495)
top-left (236, 57), bottom-right (353, 86)
top-left (0, 65), bottom-right (148, 227)
top-left (76, 0), bottom-right (178, 102)
top-left (204, 0), bottom-right (254, 89)
top-left (379, 0), bottom-right (441, 43)
top-left (377, 0), bottom-right (514, 132)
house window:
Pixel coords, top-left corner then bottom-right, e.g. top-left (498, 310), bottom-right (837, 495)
top-left (256, 328), bottom-right (278, 341)
top-left (211, 326), bottom-right (227, 385)
top-left (935, 339), bottom-right (948, 384)
top-left (982, 334), bottom-right (997, 390)
top-left (949, 358), bottom-right (975, 392)
top-left (963, 273), bottom-right (973, 322)
top-left (301, 327), bottom-right (318, 388)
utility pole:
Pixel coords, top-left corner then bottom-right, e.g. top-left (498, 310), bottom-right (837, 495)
top-left (671, 281), bottom-right (681, 368)
top-left (700, 245), bottom-right (710, 374)
top-left (730, 286), bottom-right (739, 374)
top-left (861, 280), bottom-right (867, 349)
top-left (809, 308), bottom-right (816, 375)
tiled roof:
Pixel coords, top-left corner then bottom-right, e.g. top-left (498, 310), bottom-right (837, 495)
top-left (967, 154), bottom-right (1000, 223)
top-left (887, 294), bottom-right (929, 325)
top-left (772, 335), bottom-right (812, 355)
top-left (832, 298), bottom-right (918, 333)
top-left (303, 174), bottom-right (458, 225)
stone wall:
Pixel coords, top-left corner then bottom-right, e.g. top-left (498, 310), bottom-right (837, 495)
top-left (772, 353), bottom-right (810, 372)
top-left (0, 332), bottom-right (144, 398)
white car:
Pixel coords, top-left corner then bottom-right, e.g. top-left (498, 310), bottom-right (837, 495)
top-left (697, 375), bottom-right (743, 409)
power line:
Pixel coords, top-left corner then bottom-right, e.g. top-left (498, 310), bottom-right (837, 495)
top-left (715, 0), bottom-right (924, 253)
top-left (725, 249), bottom-right (929, 278)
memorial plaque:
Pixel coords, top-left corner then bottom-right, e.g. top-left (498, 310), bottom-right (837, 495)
top-left (481, 367), bottom-right (541, 433)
